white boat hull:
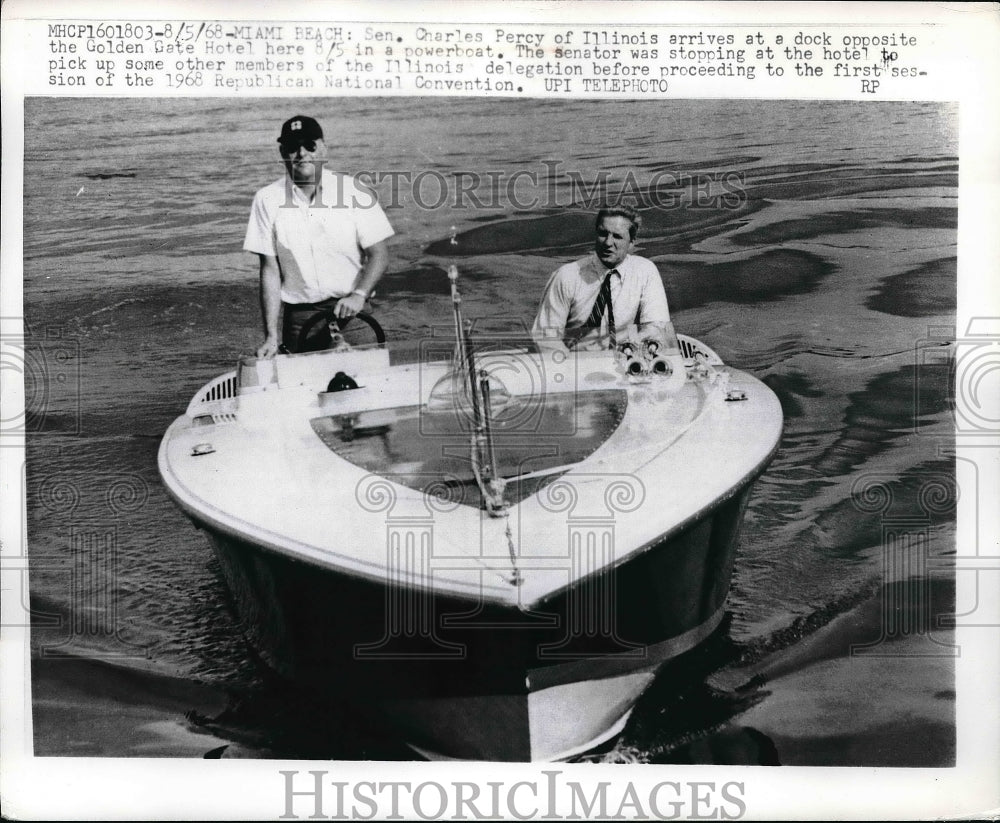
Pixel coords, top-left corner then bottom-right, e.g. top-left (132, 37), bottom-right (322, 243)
top-left (159, 340), bottom-right (781, 760)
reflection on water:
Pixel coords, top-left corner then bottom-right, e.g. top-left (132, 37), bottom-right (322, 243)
top-left (23, 98), bottom-right (957, 763)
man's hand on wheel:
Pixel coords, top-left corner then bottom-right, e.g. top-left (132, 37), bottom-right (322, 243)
top-left (335, 292), bottom-right (366, 319)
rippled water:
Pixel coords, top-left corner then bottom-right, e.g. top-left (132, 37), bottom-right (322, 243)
top-left (23, 97), bottom-right (957, 762)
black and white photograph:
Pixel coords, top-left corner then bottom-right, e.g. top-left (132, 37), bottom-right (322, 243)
top-left (2, 2), bottom-right (998, 820)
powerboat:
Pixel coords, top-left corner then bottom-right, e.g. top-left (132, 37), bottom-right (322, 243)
top-left (158, 267), bottom-right (783, 761)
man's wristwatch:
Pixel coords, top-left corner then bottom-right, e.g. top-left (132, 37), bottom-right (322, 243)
top-left (350, 288), bottom-right (369, 300)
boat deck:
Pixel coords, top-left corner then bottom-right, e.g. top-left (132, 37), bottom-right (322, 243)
top-left (159, 343), bottom-right (782, 609)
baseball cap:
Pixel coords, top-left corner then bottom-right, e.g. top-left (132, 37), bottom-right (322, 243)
top-left (277, 115), bottom-right (323, 146)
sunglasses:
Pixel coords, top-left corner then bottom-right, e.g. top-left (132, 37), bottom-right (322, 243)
top-left (280, 140), bottom-right (318, 155)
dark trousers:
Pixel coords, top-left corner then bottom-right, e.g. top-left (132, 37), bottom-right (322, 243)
top-left (281, 298), bottom-right (340, 353)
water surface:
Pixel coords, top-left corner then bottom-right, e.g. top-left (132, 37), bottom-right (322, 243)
top-left (23, 97), bottom-right (957, 764)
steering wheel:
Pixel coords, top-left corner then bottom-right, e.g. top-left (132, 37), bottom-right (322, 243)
top-left (295, 309), bottom-right (386, 353)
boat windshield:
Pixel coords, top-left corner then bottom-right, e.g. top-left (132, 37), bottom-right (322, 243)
top-left (373, 326), bottom-right (537, 368)
top-left (311, 387), bottom-right (629, 508)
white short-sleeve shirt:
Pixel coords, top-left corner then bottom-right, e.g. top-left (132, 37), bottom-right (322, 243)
top-left (532, 253), bottom-right (670, 348)
top-left (243, 169), bottom-right (395, 304)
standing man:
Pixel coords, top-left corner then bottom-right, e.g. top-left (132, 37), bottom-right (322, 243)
top-left (532, 205), bottom-right (681, 355)
top-left (244, 115), bottom-right (394, 357)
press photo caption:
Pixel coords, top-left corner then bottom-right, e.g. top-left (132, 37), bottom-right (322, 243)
top-left (38, 21), bottom-right (938, 98)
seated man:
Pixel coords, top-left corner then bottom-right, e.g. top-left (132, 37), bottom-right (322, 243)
top-left (531, 205), bottom-right (681, 357)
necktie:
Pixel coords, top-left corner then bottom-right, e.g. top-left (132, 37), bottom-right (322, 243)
top-left (587, 268), bottom-right (617, 349)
